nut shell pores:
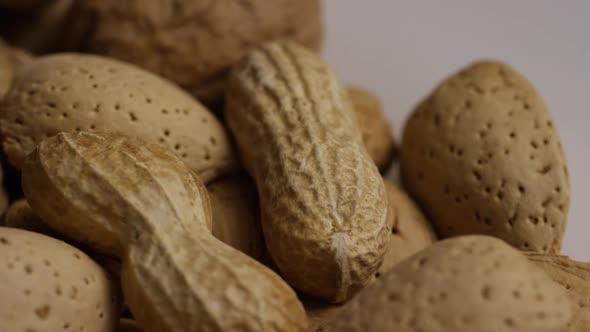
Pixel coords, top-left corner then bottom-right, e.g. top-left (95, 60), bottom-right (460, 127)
top-left (0, 227), bottom-right (117, 332)
top-left (22, 132), bottom-right (308, 332)
top-left (401, 61), bottom-right (569, 253)
top-left (0, 54), bottom-right (237, 183)
top-left (225, 41), bottom-right (389, 303)
top-left (324, 235), bottom-right (573, 332)
top-left (59, 0), bottom-right (323, 103)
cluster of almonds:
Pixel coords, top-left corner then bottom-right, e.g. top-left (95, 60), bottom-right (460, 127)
top-left (0, 1), bottom-right (586, 332)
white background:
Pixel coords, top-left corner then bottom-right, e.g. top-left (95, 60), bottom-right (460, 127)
top-left (323, 1), bottom-right (590, 260)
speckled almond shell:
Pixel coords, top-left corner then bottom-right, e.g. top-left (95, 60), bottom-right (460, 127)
top-left (525, 253), bottom-right (590, 331)
top-left (208, 175), bottom-right (266, 261)
top-left (22, 132), bottom-right (308, 332)
top-left (347, 86), bottom-right (395, 172)
top-left (0, 37), bottom-right (32, 97)
top-left (225, 41), bottom-right (389, 303)
top-left (58, 0), bottom-right (323, 103)
top-left (0, 53), bottom-right (237, 183)
top-left (303, 180), bottom-right (436, 332)
top-left (401, 61), bottom-right (569, 253)
top-left (0, 227), bottom-right (118, 332)
top-left (324, 235), bottom-right (573, 332)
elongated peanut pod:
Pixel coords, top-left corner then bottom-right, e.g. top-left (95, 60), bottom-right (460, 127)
top-left (23, 132), bottom-right (308, 332)
top-left (225, 41), bottom-right (390, 302)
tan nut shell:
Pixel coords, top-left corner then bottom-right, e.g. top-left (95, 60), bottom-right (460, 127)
top-left (0, 227), bottom-right (117, 332)
top-left (0, 37), bottom-right (32, 97)
top-left (225, 41), bottom-right (389, 302)
top-left (304, 180), bottom-right (436, 331)
top-left (401, 61), bottom-right (569, 253)
top-left (0, 53), bottom-right (237, 183)
top-left (347, 86), bottom-right (395, 172)
top-left (324, 235), bottom-right (572, 332)
top-left (208, 175), bottom-right (266, 261)
top-left (22, 132), bottom-right (308, 332)
top-left (374, 180), bottom-right (437, 279)
top-left (525, 253), bottom-right (590, 331)
top-left (59, 0), bottom-right (323, 103)
top-left (3, 198), bottom-right (52, 234)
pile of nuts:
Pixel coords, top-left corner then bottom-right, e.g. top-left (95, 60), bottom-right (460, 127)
top-left (0, 1), bottom-right (587, 332)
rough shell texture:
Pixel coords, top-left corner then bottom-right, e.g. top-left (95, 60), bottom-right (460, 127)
top-left (0, 0), bottom-right (73, 53)
top-left (0, 227), bottom-right (117, 332)
top-left (208, 174), bottom-right (266, 261)
top-left (0, 53), bottom-right (237, 183)
top-left (58, 0), bottom-right (323, 103)
top-left (303, 180), bottom-right (436, 332)
top-left (525, 253), bottom-right (590, 331)
top-left (0, 37), bottom-right (32, 97)
top-left (3, 198), bottom-right (52, 234)
top-left (225, 41), bottom-right (389, 302)
top-left (347, 86), bottom-right (395, 172)
top-left (401, 61), bottom-right (569, 253)
top-left (324, 235), bottom-right (573, 332)
top-left (22, 132), bottom-right (308, 332)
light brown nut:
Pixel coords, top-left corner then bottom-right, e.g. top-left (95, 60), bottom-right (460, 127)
top-left (0, 54), bottom-right (237, 183)
top-left (208, 174), bottom-right (266, 261)
top-left (3, 198), bottom-right (51, 234)
top-left (373, 180), bottom-right (437, 280)
top-left (58, 0), bottom-right (323, 103)
top-left (22, 132), bottom-right (308, 332)
top-left (304, 180), bottom-right (436, 332)
top-left (347, 86), bottom-right (395, 172)
top-left (324, 235), bottom-right (572, 332)
top-left (401, 61), bottom-right (569, 253)
top-left (225, 41), bottom-right (389, 303)
top-left (0, 37), bottom-right (32, 97)
top-left (0, 227), bottom-right (118, 331)
top-left (525, 253), bottom-right (590, 331)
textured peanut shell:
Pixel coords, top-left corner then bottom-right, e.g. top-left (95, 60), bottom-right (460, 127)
top-left (324, 235), bottom-right (572, 332)
top-left (0, 53), bottom-right (237, 183)
top-left (58, 0), bottom-right (323, 103)
top-left (0, 227), bottom-right (118, 332)
top-left (0, 37), bottom-right (32, 97)
top-left (225, 41), bottom-right (389, 302)
top-left (3, 198), bottom-right (52, 234)
top-left (208, 174), bottom-right (266, 261)
top-left (525, 253), bottom-right (590, 331)
top-left (347, 86), bottom-right (395, 172)
top-left (22, 132), bottom-right (308, 332)
top-left (305, 180), bottom-right (436, 331)
top-left (401, 61), bottom-right (569, 252)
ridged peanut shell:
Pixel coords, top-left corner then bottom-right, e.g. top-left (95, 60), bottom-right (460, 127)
top-left (0, 53), bottom-right (237, 183)
top-left (22, 132), bottom-right (308, 332)
top-left (324, 235), bottom-right (572, 332)
top-left (3, 198), bottom-right (51, 234)
top-left (401, 61), bottom-right (569, 252)
top-left (0, 227), bottom-right (118, 332)
top-left (58, 0), bottom-right (323, 103)
top-left (347, 86), bottom-right (395, 172)
top-left (225, 41), bottom-right (389, 302)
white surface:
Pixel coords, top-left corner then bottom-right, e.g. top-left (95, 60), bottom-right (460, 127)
top-left (323, 0), bottom-right (589, 260)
